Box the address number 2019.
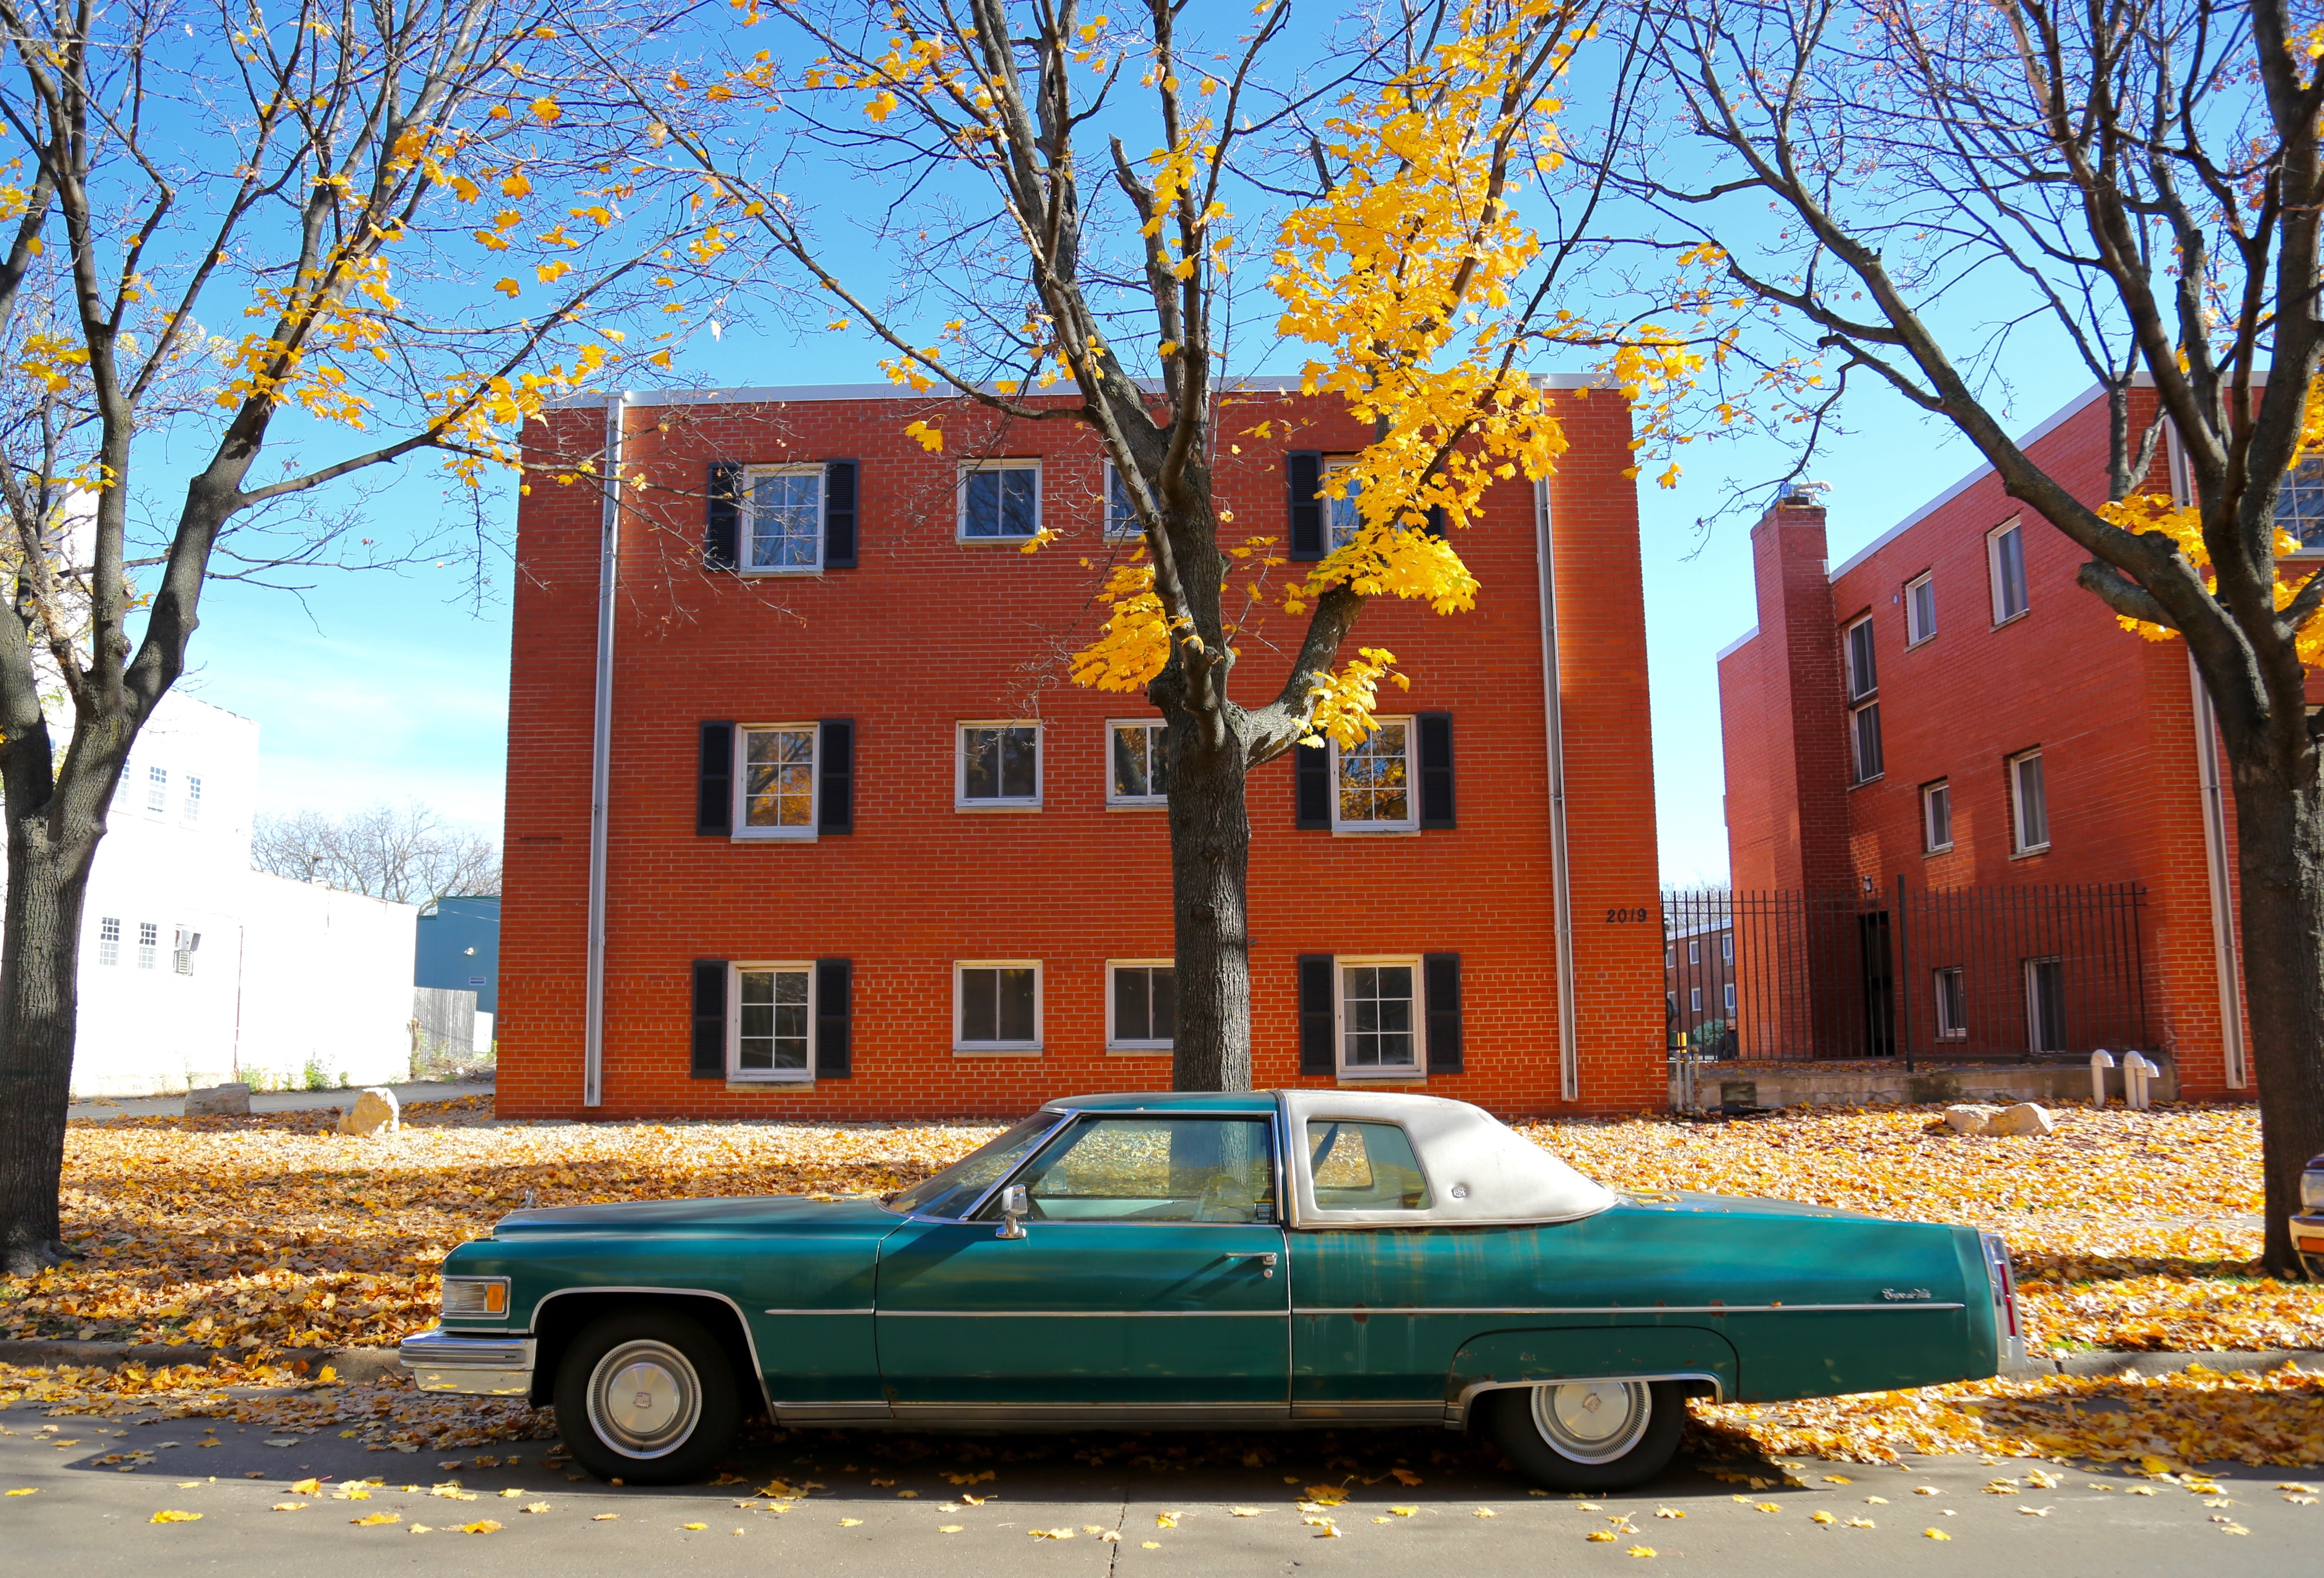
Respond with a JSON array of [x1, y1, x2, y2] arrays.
[[1604, 906, 1655, 924]]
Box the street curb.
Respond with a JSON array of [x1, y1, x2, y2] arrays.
[[2001, 1348, 2324, 1379], [0, 1339, 402, 1383]]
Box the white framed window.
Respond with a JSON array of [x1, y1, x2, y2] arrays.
[[1107, 719, 1170, 805], [1721, 933, 1733, 965], [1687, 938, 1700, 964], [2278, 457, 2324, 552], [183, 775, 202, 824], [146, 766, 167, 813], [731, 961, 816, 1080], [2024, 956, 2064, 1052], [1324, 458, 1364, 550], [1104, 463, 1142, 540], [1689, 985, 1702, 1013], [1330, 718, 1417, 832], [1723, 981, 1736, 1013], [957, 722, 1042, 809], [735, 724, 819, 839], [1850, 700, 1883, 784], [959, 460, 1041, 540], [1988, 519, 2029, 623], [741, 464, 825, 573], [1105, 959, 1176, 1052], [2009, 748, 2049, 853], [1843, 614, 1877, 701], [136, 921, 158, 970], [98, 916, 120, 967], [1905, 572, 1937, 644], [1336, 956, 1421, 1078], [1933, 966, 1967, 1040], [954, 960, 1042, 1052], [1922, 779, 1953, 853]]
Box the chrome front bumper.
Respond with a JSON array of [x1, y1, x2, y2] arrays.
[[401, 1329, 536, 1397]]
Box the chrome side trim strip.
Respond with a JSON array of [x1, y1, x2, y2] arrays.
[[1290, 1303, 1965, 1316], [876, 1308, 1286, 1318], [1289, 1401, 1446, 1424], [761, 1308, 876, 1316], [1449, 1370, 1725, 1429], [886, 1402, 1291, 1429], [529, 1285, 774, 1414], [771, 1400, 894, 1425]]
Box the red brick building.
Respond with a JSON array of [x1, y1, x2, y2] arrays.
[[1715, 382, 2313, 1098], [497, 379, 1665, 1121]]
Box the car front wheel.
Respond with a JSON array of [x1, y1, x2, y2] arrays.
[[1483, 1379, 1687, 1492], [553, 1309, 742, 1484]]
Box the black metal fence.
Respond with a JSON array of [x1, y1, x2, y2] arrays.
[[1662, 880, 2148, 1068]]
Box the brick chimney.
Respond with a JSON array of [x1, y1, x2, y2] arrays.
[[1744, 494, 1851, 893]]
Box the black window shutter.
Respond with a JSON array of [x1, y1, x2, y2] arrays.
[[823, 460, 858, 568], [706, 462, 741, 571], [1298, 954, 1336, 1076], [818, 720, 854, 834], [816, 959, 853, 1079], [1425, 953, 1464, 1074], [1295, 742, 1330, 829], [691, 960, 727, 1078], [1287, 451, 1324, 561], [1418, 712, 1456, 829], [697, 722, 734, 836]]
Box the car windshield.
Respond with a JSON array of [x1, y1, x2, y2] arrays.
[[884, 1113, 1059, 1218]]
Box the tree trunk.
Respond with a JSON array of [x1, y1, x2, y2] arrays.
[[2223, 751, 2324, 1278], [0, 818, 100, 1275], [1168, 724, 1254, 1092]]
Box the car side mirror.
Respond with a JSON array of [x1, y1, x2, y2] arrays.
[[995, 1184, 1029, 1240]]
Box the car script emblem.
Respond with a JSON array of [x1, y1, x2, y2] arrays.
[[1881, 1288, 1932, 1301]]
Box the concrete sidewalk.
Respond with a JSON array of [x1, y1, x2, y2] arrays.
[[67, 1079, 493, 1121]]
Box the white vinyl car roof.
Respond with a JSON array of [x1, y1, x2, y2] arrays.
[[1277, 1089, 1616, 1227]]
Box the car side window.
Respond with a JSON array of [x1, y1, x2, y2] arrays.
[[1306, 1120, 1432, 1210], [986, 1116, 1277, 1225]]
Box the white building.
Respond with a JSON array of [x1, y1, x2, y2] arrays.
[[65, 691, 418, 1097]]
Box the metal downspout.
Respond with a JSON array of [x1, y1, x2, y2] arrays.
[[1535, 478, 1580, 1102], [2190, 650, 2247, 1089], [584, 391, 632, 1109]]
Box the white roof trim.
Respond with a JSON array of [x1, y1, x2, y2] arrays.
[[1280, 1089, 1615, 1227], [1825, 381, 2107, 583], [1713, 625, 1760, 663], [546, 371, 1604, 412]]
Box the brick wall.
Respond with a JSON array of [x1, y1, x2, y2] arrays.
[[499, 385, 1665, 1121], [1715, 387, 2255, 1095]]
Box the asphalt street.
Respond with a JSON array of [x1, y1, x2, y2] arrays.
[[0, 1393, 2314, 1575]]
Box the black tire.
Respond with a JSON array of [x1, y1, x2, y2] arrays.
[[553, 1308, 742, 1485], [1483, 1379, 1687, 1493]]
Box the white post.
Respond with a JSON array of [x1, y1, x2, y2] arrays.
[[2124, 1052, 2156, 1111], [2089, 1049, 2115, 1108]]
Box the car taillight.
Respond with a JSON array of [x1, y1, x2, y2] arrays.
[[1979, 1232, 2021, 1341], [2301, 1158, 2324, 1213]]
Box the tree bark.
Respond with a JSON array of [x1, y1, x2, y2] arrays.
[[2223, 746, 2324, 1275], [1166, 722, 1254, 1092], [0, 805, 101, 1275]]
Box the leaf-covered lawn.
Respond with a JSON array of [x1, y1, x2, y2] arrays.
[[1, 1097, 2317, 1468]]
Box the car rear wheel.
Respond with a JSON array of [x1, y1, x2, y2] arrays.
[[1484, 1379, 1686, 1492], [553, 1309, 741, 1484]]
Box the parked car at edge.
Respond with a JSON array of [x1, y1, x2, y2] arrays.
[[2296, 1154, 2324, 1279], [401, 1090, 2025, 1490]]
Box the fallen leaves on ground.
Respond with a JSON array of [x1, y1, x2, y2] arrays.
[[148, 1509, 199, 1522]]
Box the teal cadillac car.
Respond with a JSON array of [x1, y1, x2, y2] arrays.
[[400, 1090, 2024, 1489]]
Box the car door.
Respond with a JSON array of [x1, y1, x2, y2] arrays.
[[875, 1112, 1289, 1424]]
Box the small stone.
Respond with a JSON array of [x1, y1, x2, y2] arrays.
[[1987, 1102, 2056, 1137], [1943, 1104, 2001, 1135], [337, 1088, 401, 1137], [185, 1083, 252, 1117]]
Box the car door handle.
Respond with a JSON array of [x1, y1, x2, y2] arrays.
[[1224, 1252, 1279, 1278]]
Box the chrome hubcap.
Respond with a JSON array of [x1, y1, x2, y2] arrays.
[[1530, 1380, 1651, 1464], [585, 1339, 701, 1459]]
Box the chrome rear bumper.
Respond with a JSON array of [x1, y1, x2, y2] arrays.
[[400, 1329, 536, 1397]]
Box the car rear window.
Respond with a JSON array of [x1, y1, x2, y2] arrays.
[[1306, 1120, 1432, 1210]]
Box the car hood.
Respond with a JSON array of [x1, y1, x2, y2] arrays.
[[489, 1193, 898, 1236]]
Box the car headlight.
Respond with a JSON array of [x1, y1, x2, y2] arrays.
[[2302, 1159, 2324, 1214], [441, 1276, 509, 1319]]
